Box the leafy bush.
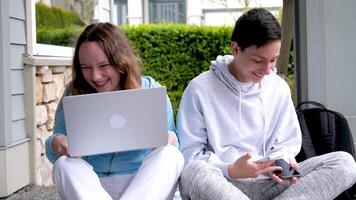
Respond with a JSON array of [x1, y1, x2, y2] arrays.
[[122, 24, 232, 114], [36, 2, 85, 29], [36, 24, 295, 115], [37, 28, 83, 47]]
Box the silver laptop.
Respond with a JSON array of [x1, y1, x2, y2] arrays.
[[62, 87, 168, 157]]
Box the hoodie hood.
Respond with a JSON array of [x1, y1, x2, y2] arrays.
[[210, 55, 276, 97]]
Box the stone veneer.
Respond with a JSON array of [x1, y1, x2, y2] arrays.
[[35, 65, 72, 186]]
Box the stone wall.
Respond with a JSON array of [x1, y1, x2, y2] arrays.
[[35, 65, 72, 186]]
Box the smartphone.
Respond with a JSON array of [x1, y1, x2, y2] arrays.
[[272, 159, 301, 179]]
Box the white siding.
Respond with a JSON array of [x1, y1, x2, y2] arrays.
[[0, 0, 12, 147], [9, 0, 25, 20], [8, 0, 27, 144], [11, 119, 27, 142], [10, 45, 25, 70], [0, 0, 29, 196], [11, 95, 25, 122], [9, 18, 26, 45], [11, 70, 25, 95]]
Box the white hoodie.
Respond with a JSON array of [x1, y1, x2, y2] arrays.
[[177, 55, 302, 178]]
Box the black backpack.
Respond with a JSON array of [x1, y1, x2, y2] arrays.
[[295, 101, 356, 200]]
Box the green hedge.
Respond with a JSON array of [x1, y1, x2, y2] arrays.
[[37, 24, 295, 115], [37, 24, 232, 114], [123, 24, 232, 114], [36, 2, 85, 29], [37, 28, 83, 47]]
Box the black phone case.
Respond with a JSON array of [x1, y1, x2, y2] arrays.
[[272, 159, 301, 179]]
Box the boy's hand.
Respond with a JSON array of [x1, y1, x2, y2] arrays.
[[228, 152, 282, 179], [270, 161, 299, 184]]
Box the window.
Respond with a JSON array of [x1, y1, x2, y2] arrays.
[[31, 0, 116, 56], [43, 0, 96, 25], [113, 0, 128, 25], [149, 0, 185, 23]]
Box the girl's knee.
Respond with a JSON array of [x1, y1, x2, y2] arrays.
[[165, 145, 184, 162], [164, 145, 185, 171], [54, 156, 92, 174], [54, 155, 70, 171], [150, 145, 185, 172]]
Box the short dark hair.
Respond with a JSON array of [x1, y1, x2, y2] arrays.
[[231, 8, 281, 51]]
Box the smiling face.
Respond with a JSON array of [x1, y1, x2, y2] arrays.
[[229, 40, 281, 83], [79, 41, 120, 92]]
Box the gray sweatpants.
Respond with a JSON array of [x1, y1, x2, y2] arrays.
[[179, 151, 356, 200]]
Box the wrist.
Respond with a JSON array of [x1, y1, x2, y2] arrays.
[[52, 134, 62, 147], [51, 134, 66, 154], [228, 164, 237, 179]]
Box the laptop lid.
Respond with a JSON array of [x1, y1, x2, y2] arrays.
[[62, 87, 168, 157]]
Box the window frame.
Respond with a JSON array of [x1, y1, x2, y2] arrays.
[[148, 0, 186, 24], [26, 0, 86, 57]]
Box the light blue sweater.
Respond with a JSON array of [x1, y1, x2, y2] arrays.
[[45, 76, 176, 176]]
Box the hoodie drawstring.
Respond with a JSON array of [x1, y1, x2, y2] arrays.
[[260, 94, 267, 158], [238, 85, 242, 134]]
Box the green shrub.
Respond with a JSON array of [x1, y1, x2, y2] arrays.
[[121, 24, 232, 114], [36, 24, 295, 115], [37, 28, 83, 46], [36, 2, 85, 29]]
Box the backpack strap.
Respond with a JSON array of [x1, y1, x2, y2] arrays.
[[295, 111, 318, 162], [296, 101, 326, 111]]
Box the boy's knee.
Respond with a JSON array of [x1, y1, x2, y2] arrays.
[[180, 160, 229, 199], [329, 151, 356, 185], [337, 151, 356, 170], [182, 160, 220, 177], [181, 160, 223, 188], [330, 151, 356, 167]]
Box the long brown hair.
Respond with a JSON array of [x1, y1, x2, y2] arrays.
[[72, 22, 142, 95]]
